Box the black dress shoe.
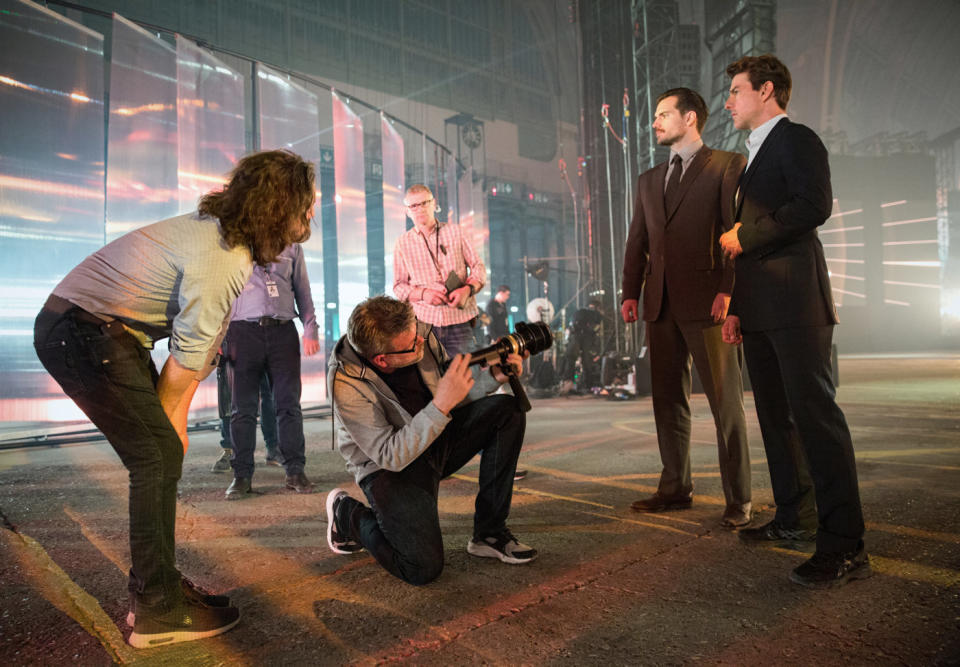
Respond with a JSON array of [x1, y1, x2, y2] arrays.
[[738, 519, 816, 542], [225, 477, 253, 499], [630, 493, 692, 512], [285, 472, 315, 494]]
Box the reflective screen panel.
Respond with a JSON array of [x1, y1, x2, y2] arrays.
[[0, 0, 105, 423], [106, 14, 178, 240], [257, 64, 326, 402], [381, 113, 406, 287], [175, 37, 245, 212], [331, 91, 369, 320]]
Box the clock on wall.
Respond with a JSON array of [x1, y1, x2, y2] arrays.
[[461, 120, 483, 149]]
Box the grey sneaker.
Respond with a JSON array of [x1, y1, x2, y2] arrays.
[[467, 529, 538, 564], [210, 449, 231, 473]]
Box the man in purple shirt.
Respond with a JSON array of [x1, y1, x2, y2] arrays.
[[224, 242, 320, 498]]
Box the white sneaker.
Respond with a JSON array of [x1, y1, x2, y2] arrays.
[[467, 529, 538, 564]]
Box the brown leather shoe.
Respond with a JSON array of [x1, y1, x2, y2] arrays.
[[285, 472, 315, 494], [630, 493, 692, 512], [721, 503, 752, 528]]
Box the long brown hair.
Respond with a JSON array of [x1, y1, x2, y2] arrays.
[[199, 149, 315, 265]]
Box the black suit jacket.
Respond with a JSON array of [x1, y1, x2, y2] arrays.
[[622, 145, 745, 322], [731, 118, 838, 331]]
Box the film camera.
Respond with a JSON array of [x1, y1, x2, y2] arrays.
[[465, 321, 553, 411]]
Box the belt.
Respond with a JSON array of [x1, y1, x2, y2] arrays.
[[254, 316, 289, 327]]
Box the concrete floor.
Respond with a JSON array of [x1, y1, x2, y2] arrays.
[[1, 356, 958, 665]]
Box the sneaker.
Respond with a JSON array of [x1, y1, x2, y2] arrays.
[[210, 449, 231, 473], [127, 578, 231, 627], [467, 529, 538, 564], [789, 547, 873, 589], [325, 488, 363, 554], [128, 597, 240, 649], [738, 519, 816, 543], [513, 469, 528, 482]]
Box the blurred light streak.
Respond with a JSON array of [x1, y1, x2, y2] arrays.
[[828, 272, 865, 281], [819, 225, 864, 234], [0, 174, 102, 200], [884, 299, 911, 306], [881, 200, 907, 208], [882, 217, 937, 227], [883, 280, 940, 289], [825, 257, 865, 264], [112, 102, 173, 116], [883, 261, 941, 267], [827, 208, 863, 219], [882, 240, 938, 246], [823, 242, 864, 247], [833, 288, 865, 298]]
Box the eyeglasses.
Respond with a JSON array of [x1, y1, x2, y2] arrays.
[[382, 326, 423, 356], [405, 198, 434, 210]]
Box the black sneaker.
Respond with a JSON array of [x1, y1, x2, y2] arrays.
[[127, 578, 231, 627], [467, 529, 538, 564], [738, 519, 816, 543], [128, 597, 240, 649], [789, 548, 873, 589], [325, 488, 363, 554]]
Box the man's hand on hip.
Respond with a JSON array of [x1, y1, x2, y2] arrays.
[[432, 354, 474, 415]]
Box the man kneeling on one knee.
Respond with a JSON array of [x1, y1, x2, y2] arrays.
[[325, 295, 536, 585]]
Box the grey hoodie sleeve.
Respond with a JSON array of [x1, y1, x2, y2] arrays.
[[333, 380, 451, 473]]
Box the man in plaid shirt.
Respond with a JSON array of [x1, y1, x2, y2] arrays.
[[392, 184, 486, 354]]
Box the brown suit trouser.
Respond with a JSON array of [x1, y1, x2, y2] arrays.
[[646, 296, 751, 507]]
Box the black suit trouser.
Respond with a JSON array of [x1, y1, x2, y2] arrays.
[[647, 305, 751, 507], [742, 324, 864, 553]]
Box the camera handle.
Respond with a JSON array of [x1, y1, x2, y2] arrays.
[[499, 353, 532, 413]]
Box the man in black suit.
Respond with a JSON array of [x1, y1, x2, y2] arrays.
[[621, 88, 752, 528], [719, 55, 870, 588]]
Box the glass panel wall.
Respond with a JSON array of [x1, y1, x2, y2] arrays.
[[381, 113, 406, 293], [0, 0, 105, 424]]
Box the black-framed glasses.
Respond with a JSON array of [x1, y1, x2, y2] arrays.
[[382, 324, 423, 356], [405, 198, 434, 210]]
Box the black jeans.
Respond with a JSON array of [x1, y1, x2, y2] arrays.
[[344, 394, 526, 585], [225, 320, 304, 477], [34, 307, 183, 607]]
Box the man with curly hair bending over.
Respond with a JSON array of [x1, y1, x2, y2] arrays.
[[33, 150, 316, 648]]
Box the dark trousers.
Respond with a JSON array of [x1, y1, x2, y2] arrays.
[[742, 324, 864, 553], [647, 307, 751, 507], [225, 320, 305, 478], [560, 331, 599, 385], [342, 395, 525, 585], [34, 308, 183, 606], [216, 360, 278, 455]]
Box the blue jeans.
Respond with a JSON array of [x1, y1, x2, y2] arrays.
[[433, 321, 476, 356], [217, 360, 278, 456], [225, 320, 305, 477], [342, 394, 525, 585], [34, 307, 183, 607]]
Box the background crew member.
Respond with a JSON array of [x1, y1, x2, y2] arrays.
[[33, 149, 315, 647], [224, 242, 319, 498], [324, 296, 536, 585], [559, 298, 603, 394], [211, 363, 279, 472], [719, 54, 870, 588], [621, 87, 752, 528], [485, 284, 512, 343], [393, 184, 485, 355]]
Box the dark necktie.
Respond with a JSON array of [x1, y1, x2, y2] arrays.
[[664, 154, 683, 213]]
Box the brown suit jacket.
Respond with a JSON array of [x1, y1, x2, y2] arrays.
[[622, 145, 746, 322]]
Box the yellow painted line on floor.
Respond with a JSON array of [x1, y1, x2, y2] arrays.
[[1, 527, 136, 664], [866, 521, 960, 545], [579, 510, 702, 536], [770, 546, 960, 588], [611, 419, 658, 436]]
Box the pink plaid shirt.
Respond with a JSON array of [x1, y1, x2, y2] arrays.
[[392, 221, 486, 327]]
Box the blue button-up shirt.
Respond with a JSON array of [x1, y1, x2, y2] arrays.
[[230, 243, 319, 341]]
